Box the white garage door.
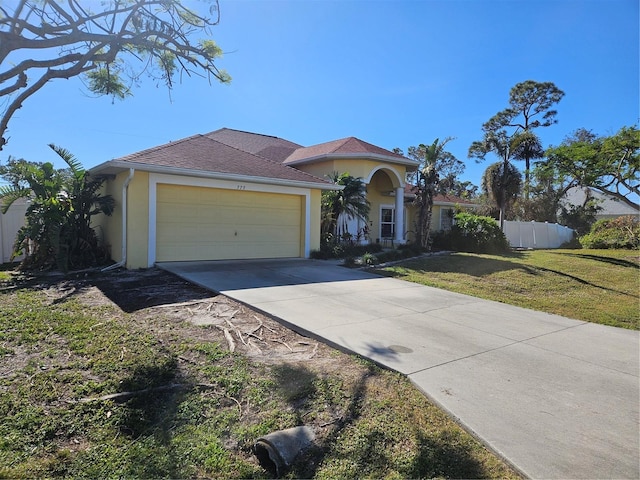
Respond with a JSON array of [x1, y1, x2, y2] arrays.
[[156, 184, 302, 261]]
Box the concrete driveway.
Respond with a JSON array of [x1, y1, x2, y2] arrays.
[[158, 258, 639, 479]]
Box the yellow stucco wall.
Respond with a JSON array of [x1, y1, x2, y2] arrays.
[[296, 162, 335, 181], [93, 172, 124, 263], [296, 159, 408, 188], [126, 172, 150, 268], [309, 189, 321, 252], [296, 158, 413, 244], [92, 170, 149, 268]]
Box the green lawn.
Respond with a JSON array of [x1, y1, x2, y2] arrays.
[[380, 249, 639, 330]]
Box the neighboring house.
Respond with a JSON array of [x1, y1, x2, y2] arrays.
[[90, 128, 421, 268], [562, 186, 640, 221]]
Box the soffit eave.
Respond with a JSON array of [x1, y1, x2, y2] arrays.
[[89, 161, 342, 191], [285, 153, 419, 170]]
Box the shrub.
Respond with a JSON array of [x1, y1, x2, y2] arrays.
[[397, 242, 424, 256], [343, 256, 356, 267], [559, 200, 602, 236], [559, 235, 582, 249], [580, 216, 640, 249], [431, 230, 452, 251], [310, 249, 330, 260], [313, 242, 382, 260], [448, 212, 510, 254], [375, 250, 400, 264], [361, 252, 378, 265]]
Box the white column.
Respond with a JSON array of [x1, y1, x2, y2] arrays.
[[394, 187, 404, 244]]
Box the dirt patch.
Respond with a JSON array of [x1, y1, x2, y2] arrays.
[[15, 266, 346, 371]]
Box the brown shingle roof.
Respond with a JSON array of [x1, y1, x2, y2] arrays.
[[205, 128, 302, 162], [284, 137, 410, 164], [111, 135, 331, 185], [92, 128, 416, 187]]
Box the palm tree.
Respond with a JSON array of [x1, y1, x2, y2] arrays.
[[412, 138, 456, 249], [481, 161, 522, 229], [321, 172, 369, 243], [469, 130, 527, 229], [0, 145, 114, 270], [48, 145, 115, 268], [511, 130, 544, 199]]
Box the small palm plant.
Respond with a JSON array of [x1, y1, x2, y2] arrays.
[[321, 172, 370, 244]]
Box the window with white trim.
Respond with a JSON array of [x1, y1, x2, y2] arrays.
[[440, 207, 455, 230], [380, 206, 395, 238]]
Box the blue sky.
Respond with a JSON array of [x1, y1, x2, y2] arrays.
[[1, 0, 638, 188]]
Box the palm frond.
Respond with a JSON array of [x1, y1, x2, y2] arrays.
[[48, 144, 85, 179], [0, 185, 31, 214]]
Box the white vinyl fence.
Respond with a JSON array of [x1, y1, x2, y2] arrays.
[[503, 221, 575, 249], [0, 198, 27, 263]]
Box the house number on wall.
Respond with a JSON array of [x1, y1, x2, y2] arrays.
[[237, 185, 246, 190]]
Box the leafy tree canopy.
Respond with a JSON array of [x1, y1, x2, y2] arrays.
[[544, 125, 639, 210], [0, 0, 229, 149], [479, 80, 564, 198], [0, 155, 44, 188], [484, 80, 565, 133], [399, 140, 471, 197]]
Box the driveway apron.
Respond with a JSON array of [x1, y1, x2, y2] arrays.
[[158, 259, 640, 479]]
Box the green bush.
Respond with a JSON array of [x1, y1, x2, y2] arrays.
[[373, 245, 424, 264], [311, 242, 382, 260], [431, 230, 452, 251], [310, 249, 331, 260], [375, 250, 401, 263], [580, 216, 640, 249], [361, 252, 378, 265], [397, 243, 425, 256], [448, 212, 510, 254], [343, 256, 356, 267]]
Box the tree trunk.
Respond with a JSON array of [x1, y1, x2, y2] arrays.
[[423, 202, 434, 250]]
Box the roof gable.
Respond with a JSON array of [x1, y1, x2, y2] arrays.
[[564, 187, 640, 215], [284, 136, 413, 165]]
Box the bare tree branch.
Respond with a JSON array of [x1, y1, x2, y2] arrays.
[[0, 0, 228, 149]]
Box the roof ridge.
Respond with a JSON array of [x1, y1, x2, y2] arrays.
[[206, 127, 297, 143], [208, 137, 331, 184], [328, 137, 352, 154], [116, 134, 203, 161]]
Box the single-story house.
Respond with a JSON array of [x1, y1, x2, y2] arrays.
[[90, 128, 472, 269], [562, 186, 640, 221]]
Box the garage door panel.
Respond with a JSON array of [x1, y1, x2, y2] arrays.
[[156, 184, 302, 261]]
